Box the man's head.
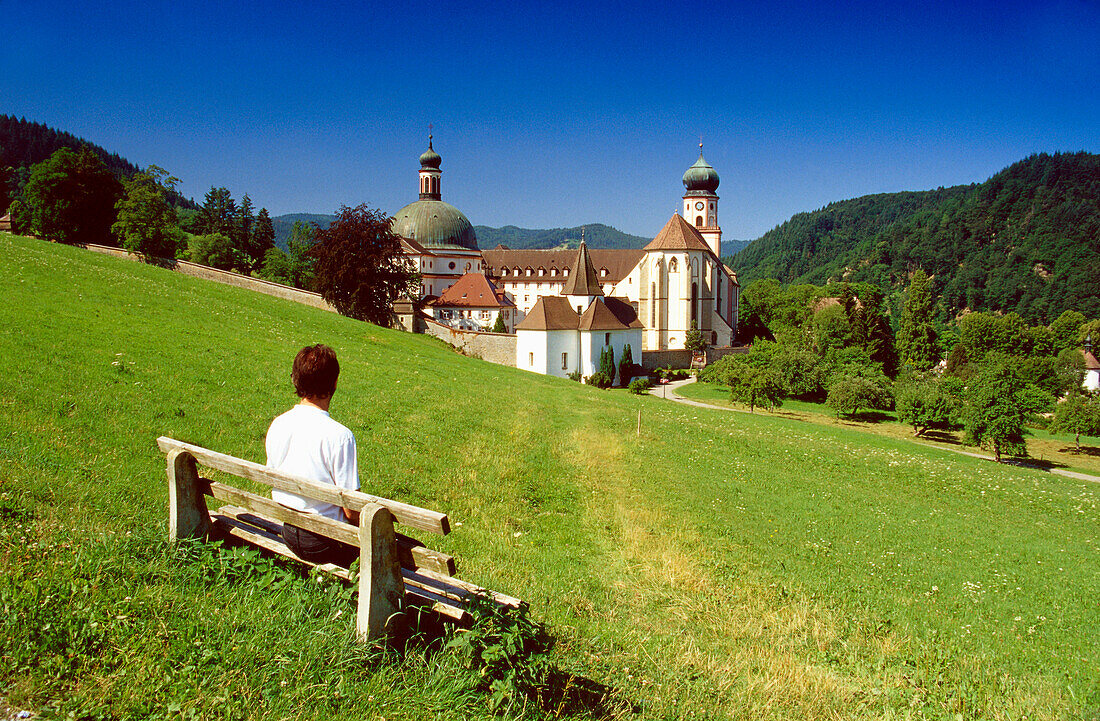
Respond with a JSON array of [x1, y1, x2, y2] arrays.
[[292, 344, 339, 400]]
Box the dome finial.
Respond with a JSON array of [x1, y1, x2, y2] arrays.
[[429, 123, 433, 149]]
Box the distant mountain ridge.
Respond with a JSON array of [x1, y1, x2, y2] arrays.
[[729, 152, 1100, 322]]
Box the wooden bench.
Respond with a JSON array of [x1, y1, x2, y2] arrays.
[[157, 436, 523, 640]]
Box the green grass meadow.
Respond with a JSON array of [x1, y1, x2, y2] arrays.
[[1, 233, 1098, 720]]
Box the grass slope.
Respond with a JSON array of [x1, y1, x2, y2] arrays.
[[1, 233, 1097, 720]]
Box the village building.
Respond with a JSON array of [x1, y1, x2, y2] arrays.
[[1083, 336, 1100, 392], [429, 272, 516, 332]]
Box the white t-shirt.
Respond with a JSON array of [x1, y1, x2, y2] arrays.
[[266, 404, 359, 521]]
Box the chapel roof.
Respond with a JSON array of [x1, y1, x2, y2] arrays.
[[578, 297, 643, 331], [1082, 348, 1100, 371], [515, 296, 581, 331], [644, 214, 714, 254], [431, 273, 513, 308], [560, 241, 603, 297]]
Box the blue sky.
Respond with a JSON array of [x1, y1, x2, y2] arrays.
[[3, 0, 1097, 239]]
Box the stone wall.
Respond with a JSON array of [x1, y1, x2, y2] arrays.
[[641, 345, 749, 370], [423, 319, 517, 367], [82, 244, 336, 312]]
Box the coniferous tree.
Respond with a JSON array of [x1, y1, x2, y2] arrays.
[[237, 194, 255, 257], [898, 269, 938, 370], [249, 208, 276, 273]]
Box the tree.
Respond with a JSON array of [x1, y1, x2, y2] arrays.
[[237, 193, 255, 256], [198, 187, 237, 238], [1048, 391, 1100, 452], [187, 232, 236, 270], [897, 269, 938, 370], [490, 313, 507, 334], [727, 364, 785, 413], [112, 165, 183, 258], [684, 321, 707, 353], [896, 381, 958, 436], [249, 208, 276, 273], [826, 376, 890, 419], [599, 346, 616, 385], [311, 204, 416, 324], [963, 355, 1050, 462], [258, 247, 293, 284], [618, 344, 634, 383], [20, 146, 121, 244], [1048, 310, 1086, 354], [287, 220, 317, 290]]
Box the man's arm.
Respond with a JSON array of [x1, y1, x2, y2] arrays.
[[343, 507, 360, 525]]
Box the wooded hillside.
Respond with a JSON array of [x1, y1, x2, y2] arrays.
[[731, 152, 1100, 322], [0, 115, 198, 211]]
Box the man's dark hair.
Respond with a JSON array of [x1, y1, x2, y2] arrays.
[[292, 344, 339, 399]]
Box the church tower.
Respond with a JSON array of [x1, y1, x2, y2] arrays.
[[418, 135, 442, 200], [681, 143, 722, 256]]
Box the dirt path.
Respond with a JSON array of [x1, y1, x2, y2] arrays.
[[652, 376, 1100, 484]]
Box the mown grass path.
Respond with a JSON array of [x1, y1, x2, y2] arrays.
[[1, 234, 1097, 720]]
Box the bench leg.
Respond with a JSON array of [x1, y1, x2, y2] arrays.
[[357, 503, 404, 641], [167, 449, 210, 541]]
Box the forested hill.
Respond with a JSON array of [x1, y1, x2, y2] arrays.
[[474, 223, 649, 249], [0, 114, 199, 210], [730, 152, 1100, 322]]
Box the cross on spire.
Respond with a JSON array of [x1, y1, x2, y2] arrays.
[[428, 123, 434, 147]]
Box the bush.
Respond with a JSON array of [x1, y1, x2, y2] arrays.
[[584, 371, 611, 389], [618, 344, 635, 384], [628, 377, 651, 395], [566, 370, 581, 382], [827, 376, 891, 418]]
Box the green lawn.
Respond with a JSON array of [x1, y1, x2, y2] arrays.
[[1, 233, 1098, 720]]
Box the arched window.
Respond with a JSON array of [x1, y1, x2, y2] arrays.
[[691, 282, 698, 327], [695, 215, 703, 227], [669, 257, 678, 272]]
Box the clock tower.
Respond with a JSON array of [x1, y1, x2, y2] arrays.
[[681, 144, 722, 256]]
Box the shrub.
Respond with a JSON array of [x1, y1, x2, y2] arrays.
[[618, 344, 635, 383], [628, 377, 651, 395], [584, 371, 611, 389], [599, 346, 616, 385], [566, 370, 581, 382]]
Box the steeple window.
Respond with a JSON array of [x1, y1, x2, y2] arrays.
[[695, 216, 703, 227]]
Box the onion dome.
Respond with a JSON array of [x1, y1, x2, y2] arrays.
[[682, 145, 719, 194], [419, 136, 442, 169], [391, 200, 478, 251]]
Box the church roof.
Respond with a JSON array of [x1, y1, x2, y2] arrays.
[[560, 241, 603, 297], [392, 200, 478, 251], [432, 273, 513, 308], [482, 248, 644, 284], [1082, 348, 1100, 371], [515, 296, 581, 331], [644, 214, 714, 254], [578, 297, 643, 331]]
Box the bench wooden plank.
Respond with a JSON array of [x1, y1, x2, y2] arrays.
[[211, 508, 468, 621], [158, 436, 449, 535], [208, 480, 359, 545], [212, 502, 456, 576]]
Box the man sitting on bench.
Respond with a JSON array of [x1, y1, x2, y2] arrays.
[[266, 344, 360, 567]]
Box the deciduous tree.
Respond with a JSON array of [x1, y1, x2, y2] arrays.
[[727, 364, 785, 413], [1048, 391, 1100, 452], [311, 204, 416, 325], [20, 146, 121, 244], [112, 165, 183, 258], [963, 354, 1050, 461]]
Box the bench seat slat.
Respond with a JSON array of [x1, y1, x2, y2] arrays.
[[157, 436, 449, 535], [211, 511, 466, 621]]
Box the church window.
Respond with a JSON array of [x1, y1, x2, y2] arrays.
[[669, 257, 677, 272], [561, 352, 568, 370], [691, 282, 698, 327], [529, 352, 534, 367], [716, 279, 722, 311], [695, 215, 703, 227], [449, 262, 456, 270], [465, 263, 471, 271], [605, 332, 611, 346]]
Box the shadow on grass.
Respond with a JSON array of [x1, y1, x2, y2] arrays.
[[846, 410, 896, 424], [919, 430, 964, 446], [1056, 445, 1100, 458]]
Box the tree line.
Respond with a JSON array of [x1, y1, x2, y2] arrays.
[[5, 145, 419, 327], [704, 273, 1100, 461]]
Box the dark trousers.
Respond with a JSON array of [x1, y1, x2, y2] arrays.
[[282, 523, 358, 568]]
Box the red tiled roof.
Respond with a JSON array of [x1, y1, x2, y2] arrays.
[[644, 214, 713, 253], [400, 236, 432, 255], [431, 273, 514, 308], [1083, 349, 1100, 371], [515, 296, 581, 331]]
